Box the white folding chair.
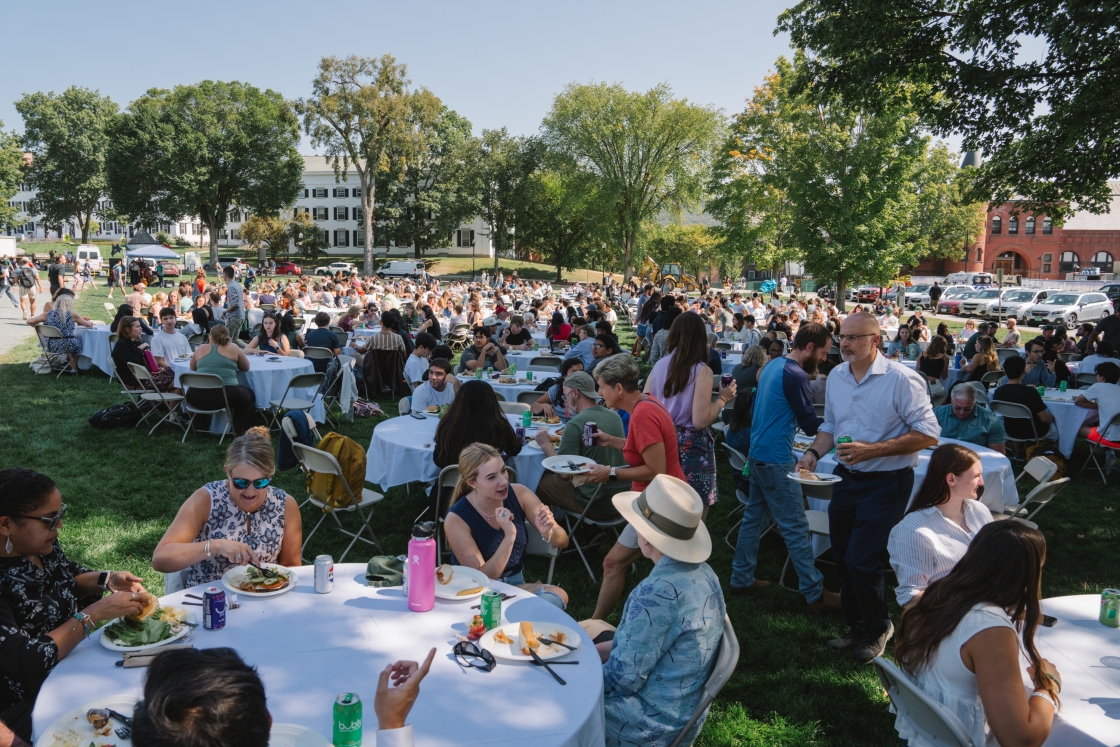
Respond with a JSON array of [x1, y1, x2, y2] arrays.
[[293, 442, 384, 563], [398, 396, 411, 415], [992, 477, 1070, 529], [127, 363, 186, 436], [1075, 371, 1098, 389], [667, 614, 741, 747], [280, 411, 323, 448], [1079, 412, 1120, 483], [178, 372, 235, 444], [559, 482, 630, 582], [187, 333, 208, 350], [1014, 456, 1057, 487], [524, 519, 559, 586], [104, 302, 116, 314], [499, 401, 530, 416], [873, 656, 976, 747], [267, 372, 325, 431], [432, 465, 461, 563]]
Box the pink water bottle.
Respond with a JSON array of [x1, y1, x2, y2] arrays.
[[406, 521, 437, 612]]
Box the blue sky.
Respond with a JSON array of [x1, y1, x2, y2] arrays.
[[0, 0, 798, 149]]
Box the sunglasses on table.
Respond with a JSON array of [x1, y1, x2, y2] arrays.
[[17, 503, 68, 531], [453, 641, 496, 672], [230, 477, 272, 490]]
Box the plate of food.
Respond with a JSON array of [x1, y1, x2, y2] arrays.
[[542, 455, 596, 474], [268, 723, 332, 747], [531, 414, 562, 425], [787, 469, 841, 485], [425, 405, 441, 415], [523, 425, 563, 450], [99, 593, 192, 653], [434, 564, 490, 601], [36, 693, 137, 747], [221, 563, 296, 597], [479, 620, 582, 661], [498, 376, 519, 384]]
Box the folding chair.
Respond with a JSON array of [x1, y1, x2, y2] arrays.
[[715, 341, 733, 350], [1075, 371, 1098, 389], [992, 477, 1070, 528], [979, 370, 1004, 392], [398, 396, 411, 415], [444, 324, 470, 353], [127, 363, 187, 437], [1014, 455, 1057, 487], [528, 356, 561, 371], [320, 357, 356, 427], [524, 519, 559, 586], [873, 657, 976, 747], [989, 400, 1043, 460], [293, 442, 384, 563], [267, 372, 324, 431], [280, 410, 322, 448], [432, 465, 461, 563], [302, 346, 335, 367], [559, 482, 630, 582], [995, 348, 1021, 365], [1079, 412, 1120, 483], [34, 325, 71, 378], [104, 302, 116, 314], [517, 390, 543, 406], [491, 390, 506, 402], [499, 401, 530, 416], [188, 333, 208, 350], [667, 614, 741, 747], [178, 372, 235, 444]]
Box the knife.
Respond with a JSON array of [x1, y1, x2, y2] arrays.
[[529, 647, 566, 684]]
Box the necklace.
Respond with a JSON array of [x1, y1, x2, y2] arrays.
[[468, 493, 499, 519]]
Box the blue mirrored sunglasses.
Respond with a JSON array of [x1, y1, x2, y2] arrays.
[[231, 477, 271, 490]]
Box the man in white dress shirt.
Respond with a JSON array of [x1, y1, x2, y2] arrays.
[[795, 312, 940, 663]]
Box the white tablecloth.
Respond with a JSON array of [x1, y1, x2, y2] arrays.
[[1039, 389, 1094, 458], [1036, 595, 1120, 747], [74, 322, 113, 375], [367, 414, 548, 491], [170, 355, 326, 433], [467, 370, 547, 402], [32, 564, 605, 747]]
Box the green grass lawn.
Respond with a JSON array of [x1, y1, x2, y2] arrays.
[[3, 282, 1117, 746]]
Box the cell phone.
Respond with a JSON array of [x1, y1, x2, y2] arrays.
[[1041, 615, 1057, 627]]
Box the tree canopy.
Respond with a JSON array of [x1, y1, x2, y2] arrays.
[[517, 159, 611, 281], [0, 123, 22, 231], [15, 87, 118, 243], [471, 129, 542, 272], [777, 0, 1120, 219]]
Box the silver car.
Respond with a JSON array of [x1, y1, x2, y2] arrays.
[[1025, 292, 1114, 328], [985, 288, 1060, 321], [959, 288, 1008, 317]]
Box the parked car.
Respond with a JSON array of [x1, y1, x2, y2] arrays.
[[158, 261, 181, 277], [1026, 292, 1113, 327], [945, 271, 995, 287], [985, 288, 1060, 321], [314, 262, 357, 276], [936, 289, 978, 315], [903, 284, 932, 309], [958, 288, 1009, 317], [74, 245, 104, 274], [274, 261, 302, 276], [377, 260, 427, 279], [856, 287, 881, 303], [203, 258, 245, 272], [1098, 283, 1120, 310]]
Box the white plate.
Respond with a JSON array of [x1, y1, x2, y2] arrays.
[[542, 455, 595, 474], [523, 426, 563, 450], [786, 471, 841, 485], [98, 609, 193, 653], [221, 563, 298, 598], [434, 565, 490, 601], [479, 621, 583, 661], [269, 723, 331, 747], [35, 693, 136, 747]]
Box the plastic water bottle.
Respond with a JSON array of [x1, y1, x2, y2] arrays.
[[406, 522, 437, 612]]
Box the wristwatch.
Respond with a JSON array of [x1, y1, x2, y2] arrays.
[[97, 570, 110, 592], [608, 467, 618, 481]]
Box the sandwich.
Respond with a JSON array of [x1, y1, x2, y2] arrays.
[[426, 406, 440, 414], [518, 621, 541, 655], [436, 564, 453, 585], [128, 590, 159, 621], [798, 468, 821, 482]]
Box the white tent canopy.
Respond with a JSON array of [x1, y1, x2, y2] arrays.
[[124, 245, 179, 260]]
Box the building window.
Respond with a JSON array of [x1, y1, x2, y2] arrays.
[[355, 230, 365, 246], [313, 207, 328, 221], [991, 216, 1001, 234], [192, 222, 201, 235], [1043, 253, 1052, 262], [1059, 251, 1079, 274], [322, 229, 330, 245], [334, 230, 349, 247], [312, 188, 328, 199], [179, 223, 187, 234], [231, 230, 240, 240], [1043, 217, 1053, 234], [219, 230, 228, 239], [334, 206, 348, 221], [333, 188, 348, 198], [352, 187, 362, 198], [1026, 216, 1035, 234], [1091, 252, 1113, 271], [456, 229, 475, 247], [1043, 264, 1051, 273], [353, 207, 363, 221], [976, 248, 983, 262], [1008, 216, 1018, 234]]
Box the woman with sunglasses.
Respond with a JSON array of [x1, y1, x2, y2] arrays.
[[152, 428, 303, 587], [0, 468, 147, 741]]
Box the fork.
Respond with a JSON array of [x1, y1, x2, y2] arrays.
[[248, 561, 279, 579], [116, 725, 132, 739], [538, 636, 577, 651]]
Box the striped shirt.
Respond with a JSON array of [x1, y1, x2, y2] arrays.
[[887, 501, 994, 605]]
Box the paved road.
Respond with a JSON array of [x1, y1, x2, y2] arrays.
[[0, 285, 53, 360]]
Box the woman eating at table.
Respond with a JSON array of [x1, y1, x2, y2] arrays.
[[598, 474, 725, 747], [916, 334, 950, 404], [0, 468, 147, 742], [112, 315, 178, 392], [887, 325, 920, 359], [887, 444, 993, 610], [547, 311, 572, 347], [444, 443, 569, 608], [152, 428, 303, 587], [25, 290, 93, 374], [957, 336, 999, 393], [432, 380, 522, 470], [893, 521, 1058, 747], [186, 324, 256, 436], [245, 313, 290, 356]]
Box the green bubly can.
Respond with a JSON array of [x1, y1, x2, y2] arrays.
[[333, 693, 362, 747], [480, 589, 502, 630], [1101, 589, 1120, 628]]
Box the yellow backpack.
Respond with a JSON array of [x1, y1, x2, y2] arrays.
[[305, 432, 367, 512]]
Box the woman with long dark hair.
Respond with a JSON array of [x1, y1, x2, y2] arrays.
[[547, 311, 571, 345], [245, 313, 290, 356], [432, 380, 522, 470], [893, 521, 1059, 747], [644, 312, 735, 512]]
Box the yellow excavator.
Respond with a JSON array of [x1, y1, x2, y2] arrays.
[[638, 256, 700, 293]]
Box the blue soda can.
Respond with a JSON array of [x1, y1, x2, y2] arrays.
[[203, 586, 226, 630], [954, 353, 963, 369]]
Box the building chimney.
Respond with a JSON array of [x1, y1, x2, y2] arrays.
[[960, 151, 981, 168]]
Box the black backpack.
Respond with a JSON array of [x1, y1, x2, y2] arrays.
[[89, 403, 146, 430]]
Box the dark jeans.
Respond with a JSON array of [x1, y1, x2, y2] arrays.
[[828, 464, 914, 641], [186, 384, 256, 435]]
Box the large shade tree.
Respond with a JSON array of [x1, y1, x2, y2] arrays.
[[471, 129, 542, 273], [15, 87, 118, 243], [107, 80, 303, 268], [517, 160, 610, 282], [0, 123, 22, 231], [542, 82, 723, 281]]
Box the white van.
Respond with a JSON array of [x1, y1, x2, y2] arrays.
[[378, 260, 426, 279], [75, 245, 104, 273]]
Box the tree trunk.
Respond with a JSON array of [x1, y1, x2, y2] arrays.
[[836, 277, 847, 314], [208, 225, 219, 271], [493, 221, 501, 274], [623, 233, 634, 282], [363, 174, 375, 276], [79, 212, 90, 244]]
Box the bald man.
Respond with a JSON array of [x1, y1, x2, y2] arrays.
[[795, 312, 940, 663]]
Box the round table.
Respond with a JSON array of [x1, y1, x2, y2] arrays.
[[366, 413, 549, 491], [169, 355, 326, 433], [74, 321, 113, 375], [1036, 595, 1120, 747], [469, 370, 548, 403], [1038, 389, 1094, 458], [32, 564, 605, 746]]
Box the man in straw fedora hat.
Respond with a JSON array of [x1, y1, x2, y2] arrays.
[[594, 474, 726, 747]]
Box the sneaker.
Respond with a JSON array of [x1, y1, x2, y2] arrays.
[[826, 629, 860, 650], [729, 580, 772, 595], [853, 621, 894, 664], [806, 589, 842, 613]]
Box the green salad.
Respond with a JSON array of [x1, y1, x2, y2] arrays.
[[103, 608, 175, 646]]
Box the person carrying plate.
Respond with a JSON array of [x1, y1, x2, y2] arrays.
[[0, 468, 148, 743], [153, 428, 303, 587]]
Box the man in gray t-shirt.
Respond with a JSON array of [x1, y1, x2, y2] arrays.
[[223, 265, 245, 339]]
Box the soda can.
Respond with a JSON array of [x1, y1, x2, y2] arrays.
[[487, 366, 494, 375], [721, 373, 734, 389], [720, 348, 727, 359], [515, 425, 526, 443], [1101, 589, 1120, 628], [480, 589, 502, 630], [202, 586, 226, 630], [476, 369, 483, 379], [1037, 385, 1046, 397], [314, 554, 334, 594], [526, 370, 533, 381], [584, 421, 598, 447], [508, 364, 517, 376], [1059, 380, 1067, 392], [333, 693, 363, 747]]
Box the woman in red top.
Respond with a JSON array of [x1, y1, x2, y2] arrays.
[[547, 311, 572, 347], [584, 353, 686, 619]]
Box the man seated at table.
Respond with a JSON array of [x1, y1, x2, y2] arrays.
[[457, 327, 507, 374], [533, 371, 629, 518], [303, 311, 341, 373], [1074, 361, 1120, 445], [411, 358, 460, 411], [130, 646, 436, 747], [404, 332, 437, 388], [1014, 339, 1056, 387], [150, 307, 192, 367], [499, 314, 534, 349], [562, 324, 597, 370], [991, 355, 1058, 445], [933, 385, 1007, 454]]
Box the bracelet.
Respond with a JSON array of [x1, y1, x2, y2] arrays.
[[1030, 691, 1056, 709], [72, 612, 94, 638], [1044, 672, 1061, 693], [542, 528, 554, 543], [204, 539, 213, 559], [805, 447, 821, 461]]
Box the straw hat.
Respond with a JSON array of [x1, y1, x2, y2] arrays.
[[612, 475, 711, 563]]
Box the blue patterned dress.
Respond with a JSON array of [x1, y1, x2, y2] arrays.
[[603, 556, 726, 746], [186, 480, 288, 587], [46, 310, 82, 356]]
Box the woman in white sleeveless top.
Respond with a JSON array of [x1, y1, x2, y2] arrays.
[[893, 521, 1060, 747]]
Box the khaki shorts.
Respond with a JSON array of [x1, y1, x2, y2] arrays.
[[17, 284, 34, 298]]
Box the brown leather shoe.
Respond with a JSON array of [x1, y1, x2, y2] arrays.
[[729, 580, 772, 595], [826, 629, 860, 650], [806, 590, 842, 613]]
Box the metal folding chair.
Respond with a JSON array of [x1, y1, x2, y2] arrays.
[[34, 325, 71, 378], [559, 482, 630, 582], [178, 372, 236, 444], [126, 363, 187, 436], [873, 657, 975, 747], [293, 442, 384, 563], [1079, 412, 1120, 483], [667, 614, 741, 747], [992, 477, 1070, 528], [1075, 371, 1098, 389], [989, 399, 1043, 460], [528, 356, 562, 371], [398, 396, 411, 415], [517, 390, 542, 406], [267, 372, 324, 431], [499, 401, 530, 416]]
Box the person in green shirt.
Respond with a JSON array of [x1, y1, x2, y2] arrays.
[[533, 371, 628, 519]]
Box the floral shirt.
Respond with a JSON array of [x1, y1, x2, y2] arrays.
[[603, 556, 726, 747], [0, 543, 94, 711], [187, 480, 288, 587]]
